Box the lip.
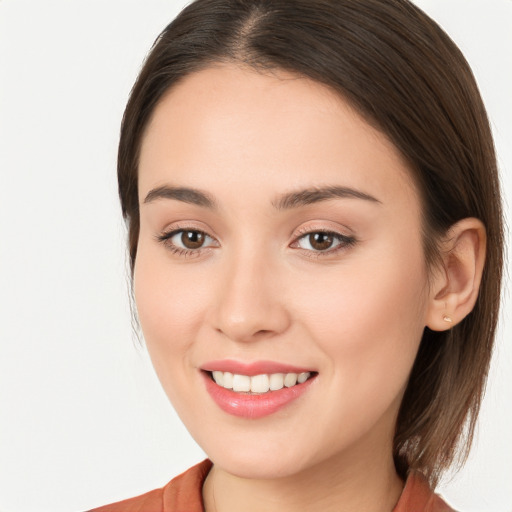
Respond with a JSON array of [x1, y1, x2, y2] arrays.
[[201, 365, 317, 419], [201, 359, 315, 376]]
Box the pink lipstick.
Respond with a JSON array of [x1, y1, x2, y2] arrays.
[[200, 360, 317, 419]]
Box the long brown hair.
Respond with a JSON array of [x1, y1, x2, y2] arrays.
[[117, 0, 504, 485]]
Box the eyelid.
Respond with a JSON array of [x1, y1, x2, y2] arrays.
[[157, 220, 218, 241], [292, 222, 355, 242]]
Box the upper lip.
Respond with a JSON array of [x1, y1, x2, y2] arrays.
[[200, 359, 315, 376]]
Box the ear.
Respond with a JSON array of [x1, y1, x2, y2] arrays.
[[426, 218, 486, 331]]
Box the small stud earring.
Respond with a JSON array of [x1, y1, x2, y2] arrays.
[[443, 315, 453, 323]]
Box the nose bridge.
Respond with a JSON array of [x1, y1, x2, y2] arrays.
[[212, 241, 290, 342]]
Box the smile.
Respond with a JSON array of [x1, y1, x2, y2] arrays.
[[210, 370, 312, 393], [201, 362, 317, 419]]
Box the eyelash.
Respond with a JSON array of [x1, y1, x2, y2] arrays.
[[155, 227, 216, 259], [156, 226, 357, 259], [291, 227, 357, 259]]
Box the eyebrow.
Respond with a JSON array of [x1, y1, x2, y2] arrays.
[[272, 186, 381, 210], [143, 185, 216, 209], [143, 184, 381, 210]]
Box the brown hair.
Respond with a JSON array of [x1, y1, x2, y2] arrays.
[[117, 0, 504, 486]]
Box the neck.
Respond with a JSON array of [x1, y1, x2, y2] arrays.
[[202, 439, 403, 512]]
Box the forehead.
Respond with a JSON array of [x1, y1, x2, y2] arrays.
[[138, 63, 418, 209]]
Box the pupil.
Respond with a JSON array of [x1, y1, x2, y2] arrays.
[[310, 232, 333, 250], [182, 231, 205, 249]]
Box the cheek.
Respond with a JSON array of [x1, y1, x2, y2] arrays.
[[285, 248, 429, 447], [290, 242, 429, 387], [133, 243, 210, 369]]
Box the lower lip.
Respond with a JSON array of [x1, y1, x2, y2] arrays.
[[202, 372, 316, 419]]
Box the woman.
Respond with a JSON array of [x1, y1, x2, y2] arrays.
[[90, 0, 503, 510]]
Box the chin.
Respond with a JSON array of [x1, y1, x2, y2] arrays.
[[193, 429, 321, 480], [212, 451, 310, 480]]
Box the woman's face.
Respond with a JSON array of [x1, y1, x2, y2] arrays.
[[135, 64, 433, 479]]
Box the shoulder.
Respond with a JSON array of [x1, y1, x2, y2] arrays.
[[394, 471, 457, 512], [87, 459, 213, 512]]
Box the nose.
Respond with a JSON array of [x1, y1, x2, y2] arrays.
[[210, 250, 291, 343]]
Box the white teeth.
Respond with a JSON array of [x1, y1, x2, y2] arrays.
[[211, 371, 312, 393], [298, 372, 309, 384], [250, 374, 270, 393], [222, 372, 234, 389], [232, 374, 251, 392], [269, 373, 285, 391], [284, 373, 298, 387], [212, 371, 224, 387]]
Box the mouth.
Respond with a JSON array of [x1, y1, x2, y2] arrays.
[[200, 363, 318, 419], [206, 370, 316, 394]]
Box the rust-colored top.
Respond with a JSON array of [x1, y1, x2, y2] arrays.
[[88, 459, 455, 512]]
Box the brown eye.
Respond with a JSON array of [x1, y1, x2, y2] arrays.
[[295, 230, 355, 254], [308, 232, 334, 251], [181, 230, 205, 249], [159, 228, 216, 253]]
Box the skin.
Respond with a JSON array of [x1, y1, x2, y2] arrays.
[[134, 63, 485, 512]]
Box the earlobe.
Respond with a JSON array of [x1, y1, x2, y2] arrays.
[[426, 218, 486, 332]]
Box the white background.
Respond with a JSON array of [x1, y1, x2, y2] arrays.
[[0, 1, 511, 511]]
